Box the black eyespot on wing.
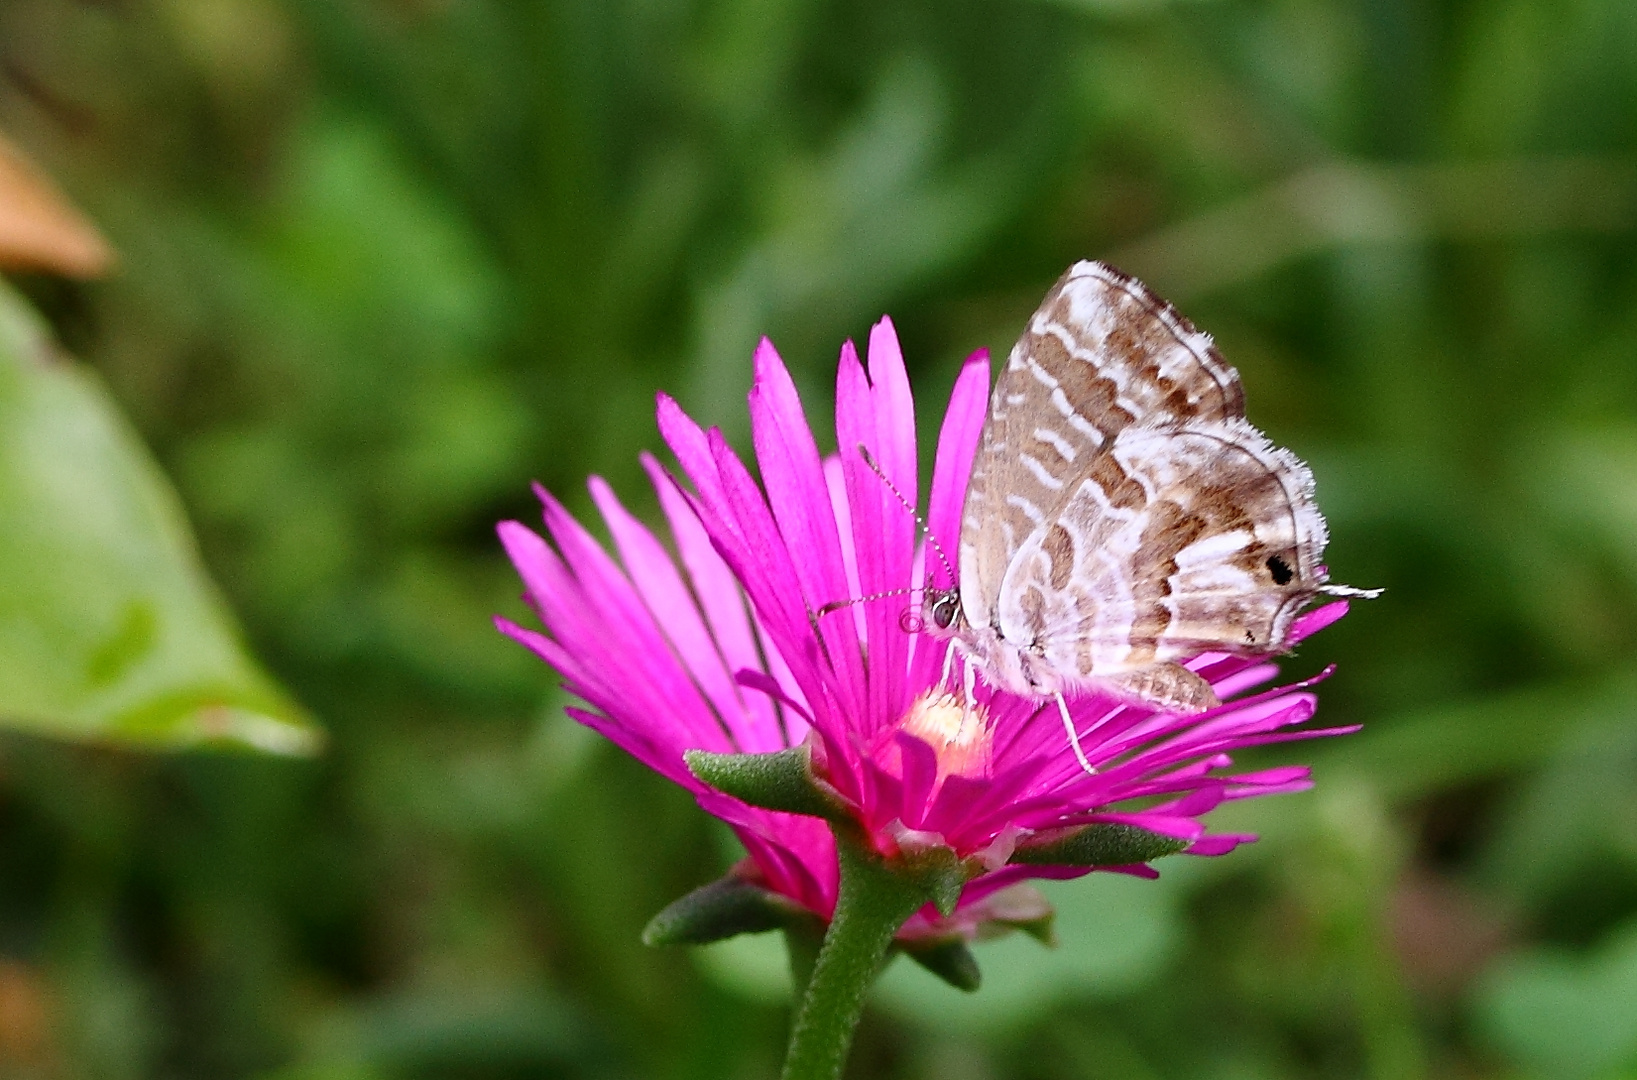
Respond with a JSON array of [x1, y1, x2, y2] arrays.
[[1266, 554, 1294, 586]]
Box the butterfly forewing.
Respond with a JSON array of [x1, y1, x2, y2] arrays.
[[953, 261, 1333, 709], [962, 263, 1247, 624]]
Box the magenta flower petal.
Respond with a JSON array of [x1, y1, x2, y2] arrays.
[[499, 324, 1360, 929], [912, 346, 991, 694], [748, 340, 867, 716], [834, 342, 903, 725], [861, 319, 920, 706], [926, 348, 991, 591], [642, 454, 793, 753], [590, 477, 749, 750], [1187, 835, 1254, 857]]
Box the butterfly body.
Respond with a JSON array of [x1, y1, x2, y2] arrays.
[[926, 261, 1354, 717]]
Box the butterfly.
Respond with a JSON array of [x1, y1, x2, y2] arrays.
[[921, 261, 1374, 771]]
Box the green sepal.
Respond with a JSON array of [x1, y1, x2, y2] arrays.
[[1009, 822, 1189, 867], [684, 745, 848, 820], [891, 844, 971, 918], [642, 870, 819, 946], [1008, 910, 1056, 946], [899, 938, 981, 992]]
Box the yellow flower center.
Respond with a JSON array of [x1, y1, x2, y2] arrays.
[[900, 691, 992, 780]]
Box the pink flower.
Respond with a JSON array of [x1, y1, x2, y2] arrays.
[[497, 319, 1357, 935]]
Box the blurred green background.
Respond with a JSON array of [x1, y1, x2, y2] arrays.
[[2, 0, 1637, 1076]]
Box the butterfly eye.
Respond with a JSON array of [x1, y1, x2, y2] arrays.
[[931, 594, 959, 629], [1266, 554, 1294, 586]]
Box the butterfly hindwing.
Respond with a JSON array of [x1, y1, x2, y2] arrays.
[[1002, 420, 1328, 677]]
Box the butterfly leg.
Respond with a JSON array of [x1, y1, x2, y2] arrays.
[[939, 639, 959, 694], [1054, 691, 1097, 776]]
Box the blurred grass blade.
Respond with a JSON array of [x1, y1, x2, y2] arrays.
[[0, 280, 318, 753], [1112, 158, 1637, 300], [1316, 672, 1637, 801]]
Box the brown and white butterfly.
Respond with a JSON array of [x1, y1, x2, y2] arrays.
[[922, 261, 1374, 771]]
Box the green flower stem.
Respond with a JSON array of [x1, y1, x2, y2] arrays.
[[779, 834, 931, 1080]]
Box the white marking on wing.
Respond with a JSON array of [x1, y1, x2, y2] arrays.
[[1125, 457, 1161, 503], [1031, 427, 1078, 462], [1020, 454, 1064, 490], [1043, 322, 1126, 392], [999, 478, 1138, 671], [1173, 529, 1253, 569], [1153, 337, 1199, 373], [1005, 494, 1044, 525], [1027, 359, 1060, 388], [1171, 564, 1259, 593], [1065, 411, 1105, 445]]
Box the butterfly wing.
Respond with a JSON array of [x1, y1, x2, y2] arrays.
[[1000, 419, 1329, 680], [958, 262, 1336, 711], [958, 261, 1246, 632]]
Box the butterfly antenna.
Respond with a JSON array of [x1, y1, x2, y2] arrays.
[[854, 445, 957, 587], [815, 587, 920, 620]]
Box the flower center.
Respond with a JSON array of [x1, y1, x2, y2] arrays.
[[900, 691, 992, 779]]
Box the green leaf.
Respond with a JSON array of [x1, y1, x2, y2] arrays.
[[0, 281, 319, 753], [642, 870, 819, 947], [899, 939, 982, 993], [683, 745, 847, 820], [1010, 822, 1191, 867]]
